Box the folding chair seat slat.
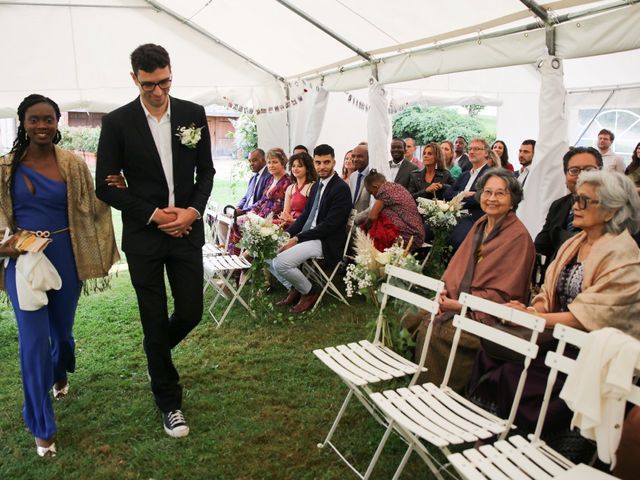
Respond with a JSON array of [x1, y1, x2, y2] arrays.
[[448, 453, 488, 480], [399, 387, 494, 440], [313, 349, 370, 386], [334, 345, 399, 380], [369, 392, 451, 447], [323, 347, 387, 384], [347, 342, 411, 378], [391, 396, 469, 444], [463, 448, 513, 480], [421, 383, 507, 433], [493, 440, 555, 480], [477, 444, 533, 480], [357, 340, 418, 375], [397, 391, 481, 443], [508, 436, 568, 476]]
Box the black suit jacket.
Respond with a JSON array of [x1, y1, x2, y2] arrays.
[[457, 153, 472, 172], [408, 168, 454, 201], [391, 159, 419, 189], [95, 97, 215, 255], [287, 173, 352, 268], [534, 193, 575, 259], [443, 163, 490, 250]]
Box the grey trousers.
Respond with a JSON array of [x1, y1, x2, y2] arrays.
[[268, 239, 323, 294]]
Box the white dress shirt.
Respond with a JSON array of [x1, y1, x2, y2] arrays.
[[464, 163, 486, 191], [141, 98, 174, 207]]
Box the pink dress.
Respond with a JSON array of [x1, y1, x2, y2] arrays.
[[290, 181, 312, 220]]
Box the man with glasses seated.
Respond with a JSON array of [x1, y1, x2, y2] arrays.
[[535, 147, 602, 261], [443, 138, 491, 250]]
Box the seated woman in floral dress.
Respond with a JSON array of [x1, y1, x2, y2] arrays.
[[250, 147, 291, 218]]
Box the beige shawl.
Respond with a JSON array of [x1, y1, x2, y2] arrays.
[[533, 230, 640, 338], [0, 145, 119, 288]]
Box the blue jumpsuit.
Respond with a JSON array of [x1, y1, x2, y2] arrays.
[[4, 164, 81, 439]]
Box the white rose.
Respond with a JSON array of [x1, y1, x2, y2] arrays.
[[260, 226, 273, 236], [377, 251, 391, 265]]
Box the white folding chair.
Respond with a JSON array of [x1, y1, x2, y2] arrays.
[[369, 292, 546, 480], [447, 323, 640, 480], [202, 207, 233, 257], [314, 264, 444, 479], [202, 254, 255, 328], [302, 209, 357, 312]]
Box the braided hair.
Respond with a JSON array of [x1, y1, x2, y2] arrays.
[[5, 94, 62, 220]]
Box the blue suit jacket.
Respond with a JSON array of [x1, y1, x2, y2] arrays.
[[237, 168, 272, 211]]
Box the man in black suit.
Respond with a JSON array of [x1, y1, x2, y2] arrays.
[[535, 147, 602, 259], [95, 44, 215, 438], [389, 137, 419, 189], [269, 144, 352, 313], [454, 136, 472, 172], [443, 138, 491, 250]]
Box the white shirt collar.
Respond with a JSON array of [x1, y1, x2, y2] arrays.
[[320, 172, 335, 186], [140, 97, 171, 122]]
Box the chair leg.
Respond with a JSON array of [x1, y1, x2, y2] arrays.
[[318, 389, 354, 449], [362, 422, 395, 480], [392, 445, 414, 480]]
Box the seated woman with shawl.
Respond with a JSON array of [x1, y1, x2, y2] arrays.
[[468, 170, 640, 445], [363, 170, 425, 251], [413, 168, 535, 392]]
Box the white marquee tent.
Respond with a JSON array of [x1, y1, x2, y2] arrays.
[[1, 0, 640, 236]]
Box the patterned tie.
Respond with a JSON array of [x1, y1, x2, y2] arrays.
[[353, 172, 363, 206], [302, 182, 324, 232], [566, 208, 577, 232]]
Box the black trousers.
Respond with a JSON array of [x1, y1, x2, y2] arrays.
[[127, 237, 203, 413]]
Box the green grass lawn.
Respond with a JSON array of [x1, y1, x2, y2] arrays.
[[0, 272, 446, 479]]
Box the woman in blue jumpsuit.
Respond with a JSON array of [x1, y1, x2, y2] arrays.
[[0, 94, 118, 457]]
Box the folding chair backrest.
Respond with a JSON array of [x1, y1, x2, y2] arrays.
[[442, 292, 546, 437], [376, 265, 444, 383], [532, 324, 640, 440], [341, 209, 357, 260], [215, 213, 234, 252], [204, 208, 218, 243]]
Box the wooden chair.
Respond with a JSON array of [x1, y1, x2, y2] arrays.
[[314, 265, 444, 479], [369, 292, 545, 480], [448, 324, 639, 480]]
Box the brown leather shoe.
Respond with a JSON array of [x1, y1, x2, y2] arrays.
[[290, 291, 321, 313], [276, 288, 301, 306]]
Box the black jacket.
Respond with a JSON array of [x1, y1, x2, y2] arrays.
[[408, 168, 454, 201], [534, 193, 575, 259]]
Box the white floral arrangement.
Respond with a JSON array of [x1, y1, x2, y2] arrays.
[[416, 192, 467, 230], [344, 229, 422, 299], [175, 124, 204, 149], [236, 213, 289, 261]]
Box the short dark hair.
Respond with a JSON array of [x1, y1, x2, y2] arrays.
[[130, 44, 171, 74], [293, 144, 308, 153], [455, 136, 467, 145], [562, 146, 603, 172], [313, 144, 334, 158], [598, 128, 615, 142], [364, 169, 386, 186], [521, 139, 536, 152], [391, 137, 406, 148], [475, 168, 524, 209], [251, 148, 265, 160], [288, 152, 317, 183]]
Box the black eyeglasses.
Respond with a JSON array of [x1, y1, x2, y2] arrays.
[[136, 76, 172, 92], [566, 166, 598, 176], [571, 194, 600, 210]]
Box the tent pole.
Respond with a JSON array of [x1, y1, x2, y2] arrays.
[[274, 0, 372, 63], [573, 90, 616, 145], [143, 0, 285, 83]]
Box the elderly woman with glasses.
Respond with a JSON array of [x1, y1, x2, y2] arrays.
[[469, 170, 640, 446], [411, 168, 535, 392]]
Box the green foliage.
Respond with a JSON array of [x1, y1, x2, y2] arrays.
[[58, 126, 101, 153], [392, 106, 495, 145], [227, 114, 257, 159]]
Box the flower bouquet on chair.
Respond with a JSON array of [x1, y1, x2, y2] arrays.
[[417, 192, 467, 278]]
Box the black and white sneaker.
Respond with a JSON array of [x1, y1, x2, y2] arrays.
[[163, 409, 189, 438]]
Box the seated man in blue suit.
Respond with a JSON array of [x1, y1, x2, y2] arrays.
[[443, 138, 491, 250], [269, 144, 352, 313], [236, 148, 272, 215]]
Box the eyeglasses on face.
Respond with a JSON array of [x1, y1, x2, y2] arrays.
[[566, 166, 598, 176], [572, 193, 600, 209], [469, 146, 486, 151], [480, 189, 509, 199], [137, 76, 172, 92]]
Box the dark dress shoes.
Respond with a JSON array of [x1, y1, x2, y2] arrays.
[[276, 288, 301, 306], [290, 291, 320, 313]]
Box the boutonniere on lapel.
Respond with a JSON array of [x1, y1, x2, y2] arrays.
[[175, 124, 204, 149]]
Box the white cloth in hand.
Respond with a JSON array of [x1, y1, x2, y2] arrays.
[[15, 251, 62, 311]]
